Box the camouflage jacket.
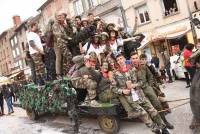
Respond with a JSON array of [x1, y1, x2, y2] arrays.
[[136, 65, 154, 89], [52, 22, 73, 48], [112, 66, 146, 101]]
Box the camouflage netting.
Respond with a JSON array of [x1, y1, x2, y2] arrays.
[[19, 79, 76, 113]]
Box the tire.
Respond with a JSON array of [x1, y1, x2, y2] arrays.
[[172, 70, 178, 80], [98, 115, 120, 134], [26, 109, 38, 120]]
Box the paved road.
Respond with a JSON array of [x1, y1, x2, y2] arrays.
[[0, 80, 195, 134]]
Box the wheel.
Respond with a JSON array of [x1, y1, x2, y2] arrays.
[[172, 70, 178, 80], [98, 115, 120, 134], [26, 109, 38, 120]]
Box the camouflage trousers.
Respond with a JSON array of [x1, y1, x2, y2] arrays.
[[143, 86, 169, 123], [118, 95, 165, 129], [28, 53, 45, 84], [54, 44, 73, 76], [71, 78, 97, 100], [98, 87, 118, 103]]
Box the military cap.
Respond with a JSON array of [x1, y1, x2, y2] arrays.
[[72, 55, 84, 64], [101, 32, 109, 38]]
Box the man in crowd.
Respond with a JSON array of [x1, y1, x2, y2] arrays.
[[26, 22, 45, 84], [160, 50, 173, 83], [112, 53, 170, 134], [130, 52, 174, 129], [52, 11, 73, 79], [2, 85, 14, 115]]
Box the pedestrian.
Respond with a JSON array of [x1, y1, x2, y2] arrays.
[[0, 87, 4, 116], [183, 43, 196, 81], [151, 54, 160, 72], [160, 50, 173, 83], [2, 85, 14, 115]]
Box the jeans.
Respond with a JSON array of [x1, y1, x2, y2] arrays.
[[165, 63, 173, 81], [5, 97, 13, 113]]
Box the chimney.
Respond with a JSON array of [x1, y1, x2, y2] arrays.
[[13, 15, 22, 27]]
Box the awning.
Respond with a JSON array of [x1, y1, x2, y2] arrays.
[[138, 19, 191, 49]]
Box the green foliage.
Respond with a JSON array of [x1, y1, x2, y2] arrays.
[[19, 79, 77, 113]]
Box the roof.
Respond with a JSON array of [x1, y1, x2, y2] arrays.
[[37, 0, 53, 11], [0, 31, 8, 39]]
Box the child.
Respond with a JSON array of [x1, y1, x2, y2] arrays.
[[160, 66, 167, 82]]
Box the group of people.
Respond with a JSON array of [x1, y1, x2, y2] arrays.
[[25, 10, 177, 134], [0, 83, 19, 116]]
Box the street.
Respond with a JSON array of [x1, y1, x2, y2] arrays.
[[0, 80, 194, 134]]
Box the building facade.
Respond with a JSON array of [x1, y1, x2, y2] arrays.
[[121, 0, 195, 61], [0, 29, 14, 76], [37, 0, 71, 30], [69, 0, 126, 27]]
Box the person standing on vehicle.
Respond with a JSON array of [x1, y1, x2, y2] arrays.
[[52, 10, 73, 79], [112, 53, 171, 134], [183, 43, 196, 81], [130, 52, 174, 129], [26, 22, 45, 84], [160, 50, 173, 83]]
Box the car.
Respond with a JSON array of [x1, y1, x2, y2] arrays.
[[170, 54, 186, 79]]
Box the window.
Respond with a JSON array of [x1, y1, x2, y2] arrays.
[[14, 36, 17, 44], [16, 47, 20, 56], [89, 0, 99, 7], [11, 39, 14, 47], [74, 0, 84, 15], [19, 60, 23, 69], [136, 5, 150, 24], [162, 0, 179, 17]]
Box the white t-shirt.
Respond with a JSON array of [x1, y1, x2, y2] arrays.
[[83, 42, 100, 56], [109, 38, 124, 52], [27, 31, 43, 55]]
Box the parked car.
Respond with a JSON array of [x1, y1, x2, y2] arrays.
[[170, 54, 186, 79]]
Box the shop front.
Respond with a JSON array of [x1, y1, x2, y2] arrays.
[[138, 19, 194, 58]]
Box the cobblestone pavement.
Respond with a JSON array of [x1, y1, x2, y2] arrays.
[[0, 80, 196, 134]]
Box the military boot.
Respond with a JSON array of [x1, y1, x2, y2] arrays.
[[161, 127, 171, 134]]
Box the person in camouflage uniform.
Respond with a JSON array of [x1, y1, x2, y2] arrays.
[[26, 22, 45, 84], [112, 54, 170, 134], [130, 52, 174, 129], [139, 54, 170, 113], [71, 55, 100, 106], [52, 11, 73, 78]]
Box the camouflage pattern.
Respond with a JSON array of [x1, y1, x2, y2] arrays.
[[52, 22, 73, 76], [112, 67, 165, 129], [136, 65, 170, 124], [71, 66, 97, 100], [31, 53, 45, 81]]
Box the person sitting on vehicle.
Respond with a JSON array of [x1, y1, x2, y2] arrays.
[[112, 53, 171, 134], [130, 52, 174, 129], [140, 54, 171, 114], [71, 55, 100, 107]]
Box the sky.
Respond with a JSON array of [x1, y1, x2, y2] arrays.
[[0, 0, 47, 33]]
